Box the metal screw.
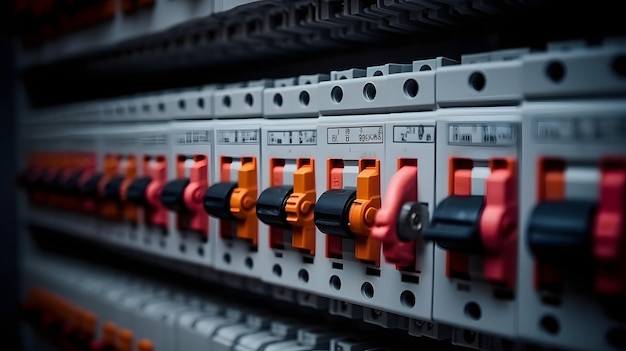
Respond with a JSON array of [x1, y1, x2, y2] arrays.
[[409, 211, 422, 232]]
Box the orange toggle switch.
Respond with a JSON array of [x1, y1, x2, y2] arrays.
[[372, 160, 417, 268], [121, 156, 138, 223], [230, 157, 258, 244], [593, 157, 626, 296], [145, 156, 168, 229], [101, 322, 118, 348], [480, 158, 517, 289], [286, 159, 316, 254], [116, 328, 133, 351], [445, 158, 472, 279], [349, 159, 381, 265], [100, 154, 121, 220], [137, 339, 154, 351], [183, 155, 209, 235]]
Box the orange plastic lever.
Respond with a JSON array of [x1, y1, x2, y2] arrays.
[[230, 157, 258, 244], [183, 155, 208, 235], [372, 165, 417, 268], [121, 156, 138, 222], [479, 158, 517, 289], [115, 329, 133, 351], [137, 339, 154, 351], [349, 159, 381, 265], [286, 159, 316, 254], [593, 157, 626, 296]]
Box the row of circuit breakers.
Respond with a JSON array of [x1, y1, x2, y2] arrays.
[[18, 39, 626, 351], [23, 254, 421, 351]]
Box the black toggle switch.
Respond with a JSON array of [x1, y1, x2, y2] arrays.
[[160, 178, 190, 213], [58, 170, 83, 195], [256, 186, 293, 230], [314, 187, 356, 238], [203, 182, 238, 219], [103, 176, 125, 201], [38, 169, 61, 192], [126, 177, 152, 206], [423, 195, 485, 254], [527, 200, 595, 263], [81, 173, 102, 197]]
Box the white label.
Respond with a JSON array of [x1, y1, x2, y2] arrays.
[[327, 126, 383, 144], [217, 129, 259, 144], [536, 117, 626, 142], [393, 125, 435, 143], [448, 123, 516, 146], [175, 131, 211, 144], [268, 130, 317, 145]]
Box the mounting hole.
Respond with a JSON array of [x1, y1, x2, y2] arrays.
[[299, 90, 310, 106], [612, 55, 626, 77], [272, 264, 282, 277], [468, 72, 486, 91], [373, 70, 384, 76], [400, 290, 416, 308], [330, 275, 341, 291], [197, 247, 204, 256], [178, 99, 186, 110], [179, 244, 186, 253], [245, 257, 253, 269], [197, 98, 204, 109], [403, 79, 419, 98], [607, 328, 626, 349], [298, 269, 309, 283], [273, 93, 283, 107], [361, 282, 374, 299], [464, 302, 482, 320], [142, 104, 150, 112], [223, 253, 231, 264], [546, 61, 566, 83], [158, 103, 165, 112], [539, 315, 560, 335], [331, 86, 343, 103], [223, 95, 231, 107], [419, 64, 432, 71], [363, 83, 376, 101], [245, 93, 254, 106], [463, 330, 477, 344]]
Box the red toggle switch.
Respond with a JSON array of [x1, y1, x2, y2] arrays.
[[479, 158, 517, 289], [269, 158, 285, 249], [183, 155, 208, 235], [145, 156, 168, 229], [593, 157, 626, 296], [372, 161, 417, 268]]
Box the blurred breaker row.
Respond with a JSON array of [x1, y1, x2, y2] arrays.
[[17, 39, 626, 351]]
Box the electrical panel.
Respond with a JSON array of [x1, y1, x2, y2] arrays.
[[10, 1, 626, 351]]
